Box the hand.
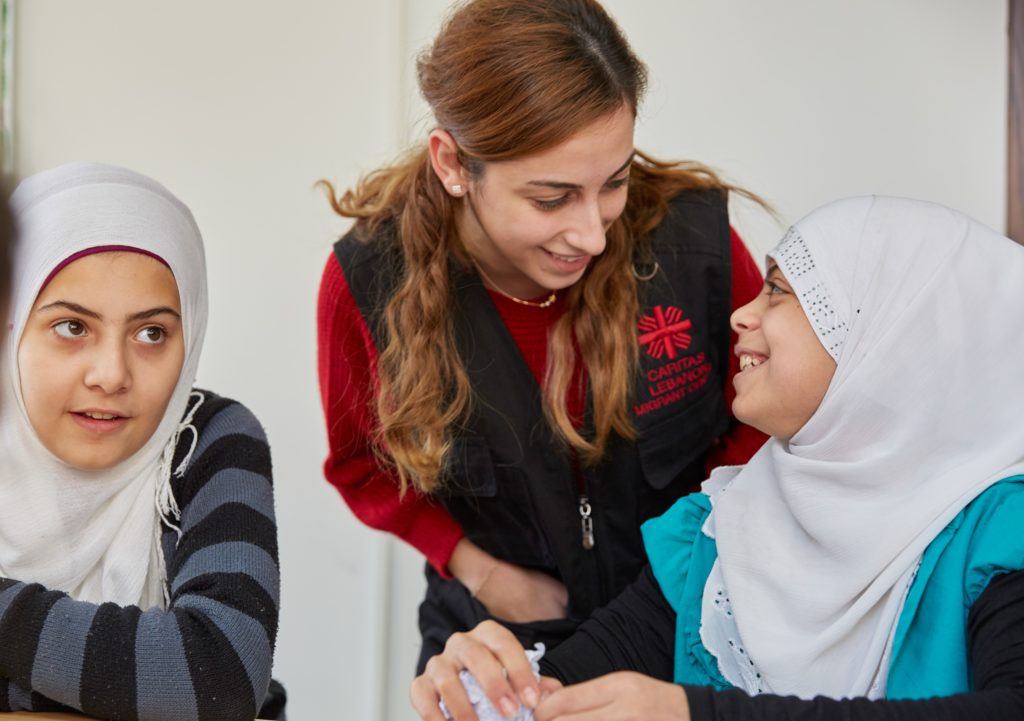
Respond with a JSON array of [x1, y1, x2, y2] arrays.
[[534, 672, 690, 721], [410, 619, 563, 721], [449, 539, 568, 623]]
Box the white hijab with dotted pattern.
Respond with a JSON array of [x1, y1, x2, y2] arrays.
[[702, 196, 1024, 699]]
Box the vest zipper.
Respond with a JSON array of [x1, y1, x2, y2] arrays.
[[571, 448, 595, 550], [578, 494, 595, 549]]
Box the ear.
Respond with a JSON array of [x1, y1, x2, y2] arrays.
[[428, 129, 469, 197]]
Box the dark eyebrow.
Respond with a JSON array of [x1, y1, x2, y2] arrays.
[[765, 262, 780, 279], [525, 152, 635, 190], [127, 307, 181, 322], [35, 300, 101, 319], [34, 300, 180, 323]]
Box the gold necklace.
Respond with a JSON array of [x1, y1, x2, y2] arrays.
[[474, 262, 557, 308]]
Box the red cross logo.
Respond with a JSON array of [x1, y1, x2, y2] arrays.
[[638, 305, 692, 359]]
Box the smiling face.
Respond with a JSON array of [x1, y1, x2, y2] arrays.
[[730, 263, 837, 441], [454, 104, 636, 299], [17, 251, 185, 470]]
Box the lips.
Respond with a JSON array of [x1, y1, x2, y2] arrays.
[[550, 251, 584, 262], [70, 410, 130, 433], [542, 248, 590, 273]]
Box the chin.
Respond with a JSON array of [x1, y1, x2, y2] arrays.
[[57, 448, 129, 472], [731, 400, 772, 438]]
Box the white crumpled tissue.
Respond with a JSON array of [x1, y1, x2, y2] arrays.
[[439, 643, 545, 721]]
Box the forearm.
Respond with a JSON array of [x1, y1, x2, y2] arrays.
[[542, 565, 675, 684], [0, 675, 73, 714]]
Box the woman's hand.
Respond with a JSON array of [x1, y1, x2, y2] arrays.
[[449, 539, 569, 623], [534, 672, 690, 721], [410, 619, 562, 721]]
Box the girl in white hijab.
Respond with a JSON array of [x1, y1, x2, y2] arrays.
[[411, 196, 1024, 721], [0, 162, 281, 721]]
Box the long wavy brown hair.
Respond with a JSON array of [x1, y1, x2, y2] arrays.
[[323, 0, 757, 494]]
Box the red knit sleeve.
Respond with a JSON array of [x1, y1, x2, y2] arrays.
[[705, 228, 770, 471], [317, 253, 464, 576]]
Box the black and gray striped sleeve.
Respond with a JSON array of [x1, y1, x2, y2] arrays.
[[0, 392, 279, 721]]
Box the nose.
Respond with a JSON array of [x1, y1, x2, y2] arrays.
[[730, 293, 765, 334], [566, 199, 608, 257], [83, 339, 132, 394]]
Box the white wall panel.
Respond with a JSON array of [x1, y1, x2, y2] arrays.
[[16, 2, 404, 720]]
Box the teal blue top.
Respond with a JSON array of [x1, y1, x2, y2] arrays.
[[641, 476, 1024, 699]]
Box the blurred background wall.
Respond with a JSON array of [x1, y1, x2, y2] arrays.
[[14, 1, 1007, 718]]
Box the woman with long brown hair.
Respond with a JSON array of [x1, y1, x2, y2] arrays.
[[317, 0, 767, 671]]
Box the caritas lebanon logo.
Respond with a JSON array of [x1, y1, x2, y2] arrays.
[[635, 304, 713, 417], [637, 305, 692, 359]]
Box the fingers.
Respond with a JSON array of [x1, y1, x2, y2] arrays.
[[411, 620, 547, 721], [409, 671, 452, 721], [538, 675, 564, 697], [451, 634, 522, 716], [533, 674, 623, 721], [534, 673, 692, 721], [461, 621, 542, 711], [417, 652, 477, 721]]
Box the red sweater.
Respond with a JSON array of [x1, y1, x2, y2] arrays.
[[317, 228, 767, 576]]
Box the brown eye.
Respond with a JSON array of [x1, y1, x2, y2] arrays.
[[136, 326, 166, 344], [53, 320, 87, 338], [534, 195, 569, 210]]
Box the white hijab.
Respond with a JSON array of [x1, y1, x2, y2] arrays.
[[0, 162, 207, 609], [702, 196, 1024, 699]]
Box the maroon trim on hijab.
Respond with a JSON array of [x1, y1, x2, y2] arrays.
[[40, 245, 171, 292]]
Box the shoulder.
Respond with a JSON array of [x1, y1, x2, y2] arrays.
[[332, 218, 401, 275], [331, 220, 404, 320], [665, 186, 728, 214], [641, 493, 715, 610], [952, 477, 1024, 552], [183, 389, 268, 447], [648, 188, 730, 258], [170, 390, 273, 508], [167, 392, 277, 577], [936, 477, 1024, 602]]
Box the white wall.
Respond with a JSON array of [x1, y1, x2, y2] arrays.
[[14, 2, 1006, 720]]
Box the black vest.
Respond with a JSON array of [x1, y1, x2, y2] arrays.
[[334, 189, 733, 667]]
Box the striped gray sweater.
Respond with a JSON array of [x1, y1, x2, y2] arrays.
[[0, 391, 279, 721]]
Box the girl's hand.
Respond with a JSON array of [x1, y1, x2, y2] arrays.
[[535, 672, 691, 721], [449, 539, 569, 623], [409, 619, 562, 721]]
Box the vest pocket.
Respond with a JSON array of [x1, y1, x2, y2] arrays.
[[441, 436, 498, 496], [440, 436, 557, 569], [637, 387, 727, 490]]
